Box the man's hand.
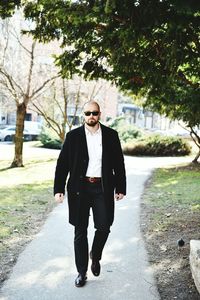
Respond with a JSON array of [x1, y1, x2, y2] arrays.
[[115, 193, 124, 201], [55, 193, 64, 203]]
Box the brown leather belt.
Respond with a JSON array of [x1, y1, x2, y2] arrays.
[[85, 177, 101, 183]]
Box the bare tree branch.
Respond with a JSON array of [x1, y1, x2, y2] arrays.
[[0, 77, 20, 104], [1, 20, 10, 65], [89, 80, 103, 101], [62, 78, 68, 120], [10, 28, 33, 56], [32, 102, 62, 137], [25, 41, 36, 102], [189, 126, 200, 146], [31, 80, 55, 102], [30, 75, 59, 98], [0, 68, 24, 96], [53, 79, 65, 119]]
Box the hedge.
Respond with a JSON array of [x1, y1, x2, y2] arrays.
[[123, 134, 191, 156]]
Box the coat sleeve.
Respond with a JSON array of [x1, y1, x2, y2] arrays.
[[112, 131, 126, 195], [53, 133, 70, 195]]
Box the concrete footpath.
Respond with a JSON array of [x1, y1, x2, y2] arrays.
[[0, 156, 191, 300]]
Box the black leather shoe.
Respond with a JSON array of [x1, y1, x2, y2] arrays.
[[75, 273, 87, 287], [91, 260, 101, 276], [90, 251, 101, 276]]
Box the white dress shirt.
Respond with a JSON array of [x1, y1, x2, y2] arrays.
[[85, 125, 102, 177]]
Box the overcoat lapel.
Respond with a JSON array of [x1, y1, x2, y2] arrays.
[[100, 124, 106, 168], [79, 125, 89, 159]]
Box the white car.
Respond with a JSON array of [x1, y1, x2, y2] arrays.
[[0, 126, 31, 142]]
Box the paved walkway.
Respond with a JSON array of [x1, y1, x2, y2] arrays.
[[0, 155, 191, 300]]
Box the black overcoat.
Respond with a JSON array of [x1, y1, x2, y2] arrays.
[[54, 123, 126, 226]]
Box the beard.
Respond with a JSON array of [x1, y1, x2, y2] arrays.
[[85, 119, 99, 127]]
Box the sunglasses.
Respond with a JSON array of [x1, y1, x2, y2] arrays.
[[84, 111, 99, 116]]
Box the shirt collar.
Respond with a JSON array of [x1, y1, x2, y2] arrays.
[[85, 123, 101, 135]]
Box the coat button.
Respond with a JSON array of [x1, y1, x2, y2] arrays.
[[76, 192, 80, 195], [80, 175, 83, 179]]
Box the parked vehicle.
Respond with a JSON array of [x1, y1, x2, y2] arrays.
[[0, 126, 31, 142], [24, 121, 42, 140]]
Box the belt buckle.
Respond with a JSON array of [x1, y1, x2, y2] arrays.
[[89, 177, 95, 183]]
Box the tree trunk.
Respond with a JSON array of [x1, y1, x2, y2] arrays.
[[60, 125, 66, 143], [189, 127, 200, 164], [11, 103, 26, 168], [192, 149, 200, 164]]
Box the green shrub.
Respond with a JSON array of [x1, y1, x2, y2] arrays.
[[123, 134, 191, 156], [110, 116, 142, 143], [109, 116, 125, 129], [39, 129, 62, 149]]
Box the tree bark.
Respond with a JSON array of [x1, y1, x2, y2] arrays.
[[190, 127, 200, 164], [11, 103, 26, 168], [192, 149, 200, 164]]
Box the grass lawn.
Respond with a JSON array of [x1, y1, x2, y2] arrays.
[[0, 181, 53, 241], [141, 163, 200, 299], [0, 142, 59, 284], [143, 165, 200, 231]]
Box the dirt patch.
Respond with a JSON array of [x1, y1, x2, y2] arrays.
[[141, 164, 200, 300]]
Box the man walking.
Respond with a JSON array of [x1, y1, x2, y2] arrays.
[[54, 101, 126, 287]]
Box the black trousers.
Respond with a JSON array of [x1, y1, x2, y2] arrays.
[[74, 181, 110, 275]]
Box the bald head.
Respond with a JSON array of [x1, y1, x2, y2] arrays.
[[83, 101, 100, 112]]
